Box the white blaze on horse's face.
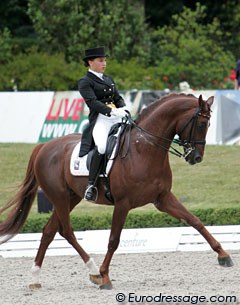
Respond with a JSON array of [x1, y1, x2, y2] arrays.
[[180, 95, 213, 165]]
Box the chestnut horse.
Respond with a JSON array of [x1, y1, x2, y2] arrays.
[[0, 93, 233, 290]]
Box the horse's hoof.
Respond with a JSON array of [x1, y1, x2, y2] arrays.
[[218, 256, 234, 267], [100, 281, 113, 290], [29, 283, 42, 289], [89, 274, 103, 286]]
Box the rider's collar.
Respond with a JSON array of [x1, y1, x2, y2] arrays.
[[89, 69, 103, 80]]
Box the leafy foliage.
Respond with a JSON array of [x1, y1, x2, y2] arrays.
[[106, 59, 164, 90], [27, 0, 150, 62], [17, 207, 240, 233], [0, 2, 237, 91], [0, 49, 83, 91], [150, 3, 235, 89], [0, 28, 12, 64]]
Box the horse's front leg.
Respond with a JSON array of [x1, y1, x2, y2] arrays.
[[93, 202, 129, 290], [155, 192, 233, 267]]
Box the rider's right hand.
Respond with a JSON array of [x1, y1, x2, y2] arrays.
[[111, 107, 128, 118]]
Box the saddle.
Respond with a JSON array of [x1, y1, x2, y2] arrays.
[[70, 121, 131, 203]]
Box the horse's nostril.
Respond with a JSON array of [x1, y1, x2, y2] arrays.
[[195, 156, 202, 163]]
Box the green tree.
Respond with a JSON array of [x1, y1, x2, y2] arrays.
[[0, 0, 30, 32], [27, 0, 150, 62], [0, 49, 82, 91], [0, 0, 36, 54], [145, 0, 240, 59], [0, 28, 12, 64], [216, 0, 240, 59], [151, 3, 235, 89]]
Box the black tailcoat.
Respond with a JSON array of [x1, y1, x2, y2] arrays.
[[78, 71, 125, 157]]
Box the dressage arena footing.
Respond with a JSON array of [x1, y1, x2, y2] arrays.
[[0, 226, 239, 305], [0, 252, 239, 305]]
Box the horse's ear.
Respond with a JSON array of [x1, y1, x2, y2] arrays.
[[198, 94, 204, 109], [207, 96, 214, 108]]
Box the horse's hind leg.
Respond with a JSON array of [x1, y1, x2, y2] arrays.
[[57, 216, 102, 286], [29, 210, 60, 289], [155, 192, 233, 267], [30, 198, 100, 289], [50, 195, 102, 285]]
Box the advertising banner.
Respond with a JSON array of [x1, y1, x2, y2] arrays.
[[38, 91, 89, 142], [0, 91, 54, 143], [0, 90, 240, 144]]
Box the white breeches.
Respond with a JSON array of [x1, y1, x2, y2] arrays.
[[93, 114, 122, 154]]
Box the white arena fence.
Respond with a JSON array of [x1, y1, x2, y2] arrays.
[[0, 225, 239, 258]]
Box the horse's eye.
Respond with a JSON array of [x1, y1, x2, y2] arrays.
[[198, 122, 207, 130]]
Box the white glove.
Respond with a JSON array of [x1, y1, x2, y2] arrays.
[[111, 107, 127, 118]]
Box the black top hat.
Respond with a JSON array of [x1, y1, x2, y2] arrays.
[[83, 46, 109, 61]]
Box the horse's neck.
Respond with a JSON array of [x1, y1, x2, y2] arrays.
[[138, 96, 196, 140], [138, 102, 178, 144]]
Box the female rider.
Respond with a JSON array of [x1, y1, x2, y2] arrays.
[[78, 46, 127, 201]]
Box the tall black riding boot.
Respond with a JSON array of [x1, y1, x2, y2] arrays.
[[84, 152, 104, 202]]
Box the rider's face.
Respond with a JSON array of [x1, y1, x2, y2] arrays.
[[89, 57, 107, 73]]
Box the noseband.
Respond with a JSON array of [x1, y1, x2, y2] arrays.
[[122, 106, 211, 160]]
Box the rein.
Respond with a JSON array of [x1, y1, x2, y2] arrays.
[[119, 108, 210, 160]]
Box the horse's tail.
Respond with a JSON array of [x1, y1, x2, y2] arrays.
[[0, 143, 44, 244]]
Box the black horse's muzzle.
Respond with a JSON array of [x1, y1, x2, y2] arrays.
[[185, 147, 203, 165]]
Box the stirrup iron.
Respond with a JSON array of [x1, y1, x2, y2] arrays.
[[84, 184, 98, 202]]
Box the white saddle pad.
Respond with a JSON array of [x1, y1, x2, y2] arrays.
[[70, 143, 114, 176]]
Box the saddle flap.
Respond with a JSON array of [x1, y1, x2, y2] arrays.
[[70, 123, 123, 177], [70, 143, 115, 177]]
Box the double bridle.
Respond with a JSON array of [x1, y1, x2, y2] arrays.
[[120, 107, 211, 160], [172, 106, 211, 159]]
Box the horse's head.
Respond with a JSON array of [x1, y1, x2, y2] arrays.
[[176, 94, 214, 165]]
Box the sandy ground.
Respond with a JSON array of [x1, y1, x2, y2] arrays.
[[0, 251, 239, 305]]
